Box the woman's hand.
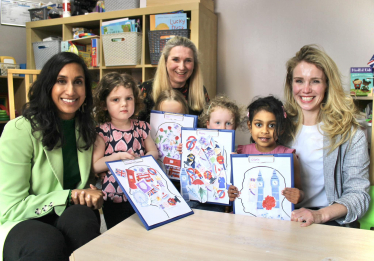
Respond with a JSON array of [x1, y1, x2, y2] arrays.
[[282, 188, 304, 204], [71, 185, 104, 210], [228, 185, 240, 201], [291, 208, 323, 227]]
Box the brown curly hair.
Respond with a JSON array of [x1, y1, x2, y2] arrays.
[[199, 95, 245, 130], [93, 72, 144, 124]]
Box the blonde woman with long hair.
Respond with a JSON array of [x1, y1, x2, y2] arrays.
[[138, 36, 209, 122], [284, 45, 370, 227]]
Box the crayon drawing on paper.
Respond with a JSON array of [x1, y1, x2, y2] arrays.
[[232, 155, 293, 220], [107, 156, 192, 228], [154, 122, 182, 168], [180, 129, 234, 205], [150, 111, 197, 180]]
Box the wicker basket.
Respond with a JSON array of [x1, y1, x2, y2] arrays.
[[102, 32, 142, 66], [28, 7, 48, 21], [148, 29, 190, 65], [32, 40, 61, 70], [105, 0, 140, 12]]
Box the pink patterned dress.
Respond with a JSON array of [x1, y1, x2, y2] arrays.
[[96, 120, 150, 203], [237, 143, 295, 154]]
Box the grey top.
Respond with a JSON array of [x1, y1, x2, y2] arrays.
[[323, 128, 370, 224]]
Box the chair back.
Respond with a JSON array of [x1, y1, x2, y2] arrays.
[[7, 69, 40, 120]]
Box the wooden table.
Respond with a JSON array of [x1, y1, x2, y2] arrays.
[[70, 210, 374, 260]]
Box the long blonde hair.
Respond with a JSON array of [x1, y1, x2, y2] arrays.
[[152, 36, 205, 112], [284, 44, 359, 153], [154, 89, 189, 114]]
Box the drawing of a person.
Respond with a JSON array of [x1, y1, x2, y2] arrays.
[[184, 153, 196, 168]]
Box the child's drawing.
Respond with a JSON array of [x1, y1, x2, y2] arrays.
[[232, 154, 294, 220], [150, 111, 198, 180], [180, 129, 235, 205], [107, 156, 193, 229], [154, 122, 182, 168], [116, 164, 182, 217]]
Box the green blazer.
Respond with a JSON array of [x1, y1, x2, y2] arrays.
[[0, 117, 93, 260]]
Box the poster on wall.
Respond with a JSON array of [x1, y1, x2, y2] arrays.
[[1, 0, 40, 27]]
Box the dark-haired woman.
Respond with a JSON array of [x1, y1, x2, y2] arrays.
[[0, 52, 103, 261]]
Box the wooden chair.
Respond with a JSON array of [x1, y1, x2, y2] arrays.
[[7, 69, 40, 120]]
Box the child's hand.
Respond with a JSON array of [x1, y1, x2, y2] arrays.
[[95, 172, 106, 180], [177, 143, 183, 154], [282, 188, 304, 204], [117, 152, 136, 160], [228, 185, 240, 201]]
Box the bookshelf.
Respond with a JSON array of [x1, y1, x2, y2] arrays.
[[353, 96, 374, 185], [0, 75, 25, 126], [26, 2, 217, 98]]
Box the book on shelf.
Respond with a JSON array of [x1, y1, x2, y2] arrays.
[[102, 17, 128, 26], [150, 12, 187, 31], [79, 45, 91, 68], [91, 38, 100, 67], [350, 67, 374, 97], [61, 41, 87, 52], [101, 19, 138, 34], [61, 41, 91, 68]]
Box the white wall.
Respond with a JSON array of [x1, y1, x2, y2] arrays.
[[215, 0, 374, 145]]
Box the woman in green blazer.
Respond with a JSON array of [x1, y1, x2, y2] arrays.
[[0, 52, 103, 261]]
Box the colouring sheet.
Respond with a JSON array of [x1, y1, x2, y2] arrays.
[[150, 110, 197, 180], [231, 154, 294, 220], [180, 128, 235, 205], [106, 156, 193, 230]]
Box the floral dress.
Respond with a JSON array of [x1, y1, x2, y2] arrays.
[[96, 119, 150, 203]]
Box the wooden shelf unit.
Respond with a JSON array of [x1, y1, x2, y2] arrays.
[[26, 3, 217, 98], [353, 96, 374, 185], [0, 75, 25, 125]]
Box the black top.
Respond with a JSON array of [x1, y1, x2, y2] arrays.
[[137, 79, 210, 122], [61, 118, 81, 190]]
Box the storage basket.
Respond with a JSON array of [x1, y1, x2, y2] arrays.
[[105, 0, 140, 12], [102, 32, 142, 66], [32, 40, 61, 70], [148, 29, 190, 65], [28, 7, 48, 21], [0, 63, 20, 76]]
